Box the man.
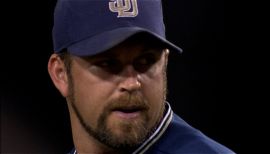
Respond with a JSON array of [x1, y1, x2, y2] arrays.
[[48, 0, 234, 153]]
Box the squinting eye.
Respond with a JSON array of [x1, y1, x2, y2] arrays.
[[137, 55, 156, 65], [95, 59, 123, 73], [133, 54, 157, 72], [137, 57, 148, 65], [96, 59, 118, 67]]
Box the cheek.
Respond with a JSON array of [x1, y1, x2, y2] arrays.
[[72, 81, 100, 127], [141, 66, 166, 119], [141, 60, 166, 99], [71, 69, 117, 127]]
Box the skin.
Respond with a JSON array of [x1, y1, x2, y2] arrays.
[[48, 38, 169, 154]]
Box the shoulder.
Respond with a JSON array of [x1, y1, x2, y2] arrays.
[[146, 114, 235, 154]]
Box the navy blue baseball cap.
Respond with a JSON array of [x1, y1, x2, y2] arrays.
[[53, 0, 182, 56]]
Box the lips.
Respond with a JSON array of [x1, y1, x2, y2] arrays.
[[116, 110, 137, 115], [112, 106, 146, 112], [111, 106, 147, 119]]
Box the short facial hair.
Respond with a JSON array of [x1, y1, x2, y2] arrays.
[[66, 56, 168, 152]]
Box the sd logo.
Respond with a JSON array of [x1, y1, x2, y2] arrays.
[[109, 0, 138, 17]]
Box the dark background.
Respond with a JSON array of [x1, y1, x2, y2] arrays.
[[1, 0, 241, 153]]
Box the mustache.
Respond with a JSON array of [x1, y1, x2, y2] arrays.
[[105, 93, 149, 112]]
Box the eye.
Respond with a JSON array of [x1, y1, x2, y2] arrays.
[[133, 53, 158, 72], [94, 59, 123, 74], [96, 59, 115, 67], [137, 55, 156, 65]]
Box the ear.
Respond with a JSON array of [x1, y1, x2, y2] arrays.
[[48, 54, 70, 97], [164, 49, 170, 67]]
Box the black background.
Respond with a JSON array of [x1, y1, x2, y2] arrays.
[[1, 0, 242, 153]]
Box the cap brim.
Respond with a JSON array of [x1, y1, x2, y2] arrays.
[[68, 27, 183, 57]]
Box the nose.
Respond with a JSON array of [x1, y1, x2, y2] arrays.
[[119, 65, 141, 93]]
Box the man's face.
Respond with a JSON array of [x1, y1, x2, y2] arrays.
[[66, 39, 168, 150]]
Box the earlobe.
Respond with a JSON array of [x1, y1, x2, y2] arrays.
[[48, 54, 69, 97]]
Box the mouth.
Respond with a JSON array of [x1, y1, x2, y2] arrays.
[[111, 106, 146, 119]]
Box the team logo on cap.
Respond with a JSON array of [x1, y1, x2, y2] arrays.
[[109, 0, 138, 17]]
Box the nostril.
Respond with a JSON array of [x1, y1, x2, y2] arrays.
[[119, 79, 141, 93]]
